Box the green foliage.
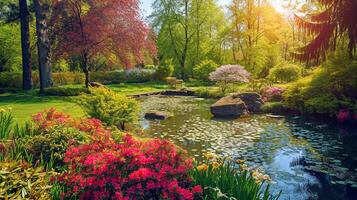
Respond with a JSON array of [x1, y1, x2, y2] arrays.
[[0, 23, 22, 72], [0, 161, 55, 199], [191, 158, 280, 200], [268, 63, 301, 83], [0, 72, 23, 88], [261, 102, 286, 114], [193, 87, 224, 99], [0, 69, 157, 89], [0, 107, 13, 139], [155, 60, 174, 80], [79, 87, 140, 130], [193, 60, 218, 81], [43, 86, 88, 96], [283, 53, 357, 116], [20, 126, 89, 167]]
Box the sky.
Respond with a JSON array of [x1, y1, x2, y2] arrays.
[[139, 0, 297, 17]]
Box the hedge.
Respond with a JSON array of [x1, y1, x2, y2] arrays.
[[0, 69, 156, 89]]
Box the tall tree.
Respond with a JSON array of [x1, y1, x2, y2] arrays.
[[34, 0, 52, 92], [152, 0, 225, 79], [51, 0, 155, 87], [19, 0, 32, 90], [294, 0, 357, 61]]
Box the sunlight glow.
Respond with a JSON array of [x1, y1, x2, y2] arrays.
[[269, 0, 300, 14]]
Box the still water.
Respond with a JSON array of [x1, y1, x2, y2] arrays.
[[140, 96, 357, 200]]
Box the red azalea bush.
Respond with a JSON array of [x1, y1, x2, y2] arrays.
[[32, 108, 111, 136], [58, 134, 202, 200], [262, 87, 285, 102]]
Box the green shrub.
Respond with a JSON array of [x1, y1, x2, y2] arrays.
[[0, 69, 155, 89], [191, 156, 280, 200], [155, 60, 174, 80], [193, 60, 218, 81], [261, 102, 286, 114], [79, 87, 140, 130], [194, 87, 225, 99], [268, 63, 301, 83], [0, 72, 22, 88], [0, 161, 55, 199], [19, 126, 88, 167], [283, 53, 357, 116], [43, 86, 88, 96]]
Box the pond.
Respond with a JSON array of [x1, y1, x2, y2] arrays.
[[139, 95, 357, 200]]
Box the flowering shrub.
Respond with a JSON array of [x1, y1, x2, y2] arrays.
[[337, 110, 352, 122], [59, 134, 202, 200], [262, 87, 285, 102], [19, 109, 112, 167], [79, 87, 140, 130], [209, 65, 250, 92]]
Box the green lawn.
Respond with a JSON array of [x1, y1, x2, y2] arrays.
[[0, 82, 171, 124]]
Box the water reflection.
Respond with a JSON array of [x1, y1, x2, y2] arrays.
[[140, 96, 357, 200]]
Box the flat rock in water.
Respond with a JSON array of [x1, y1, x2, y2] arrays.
[[145, 111, 173, 120], [266, 114, 285, 119], [210, 96, 248, 118]]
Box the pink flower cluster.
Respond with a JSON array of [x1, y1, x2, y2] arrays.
[[336, 110, 357, 123], [32, 108, 112, 139], [262, 87, 285, 102], [59, 134, 202, 200], [209, 65, 250, 83]]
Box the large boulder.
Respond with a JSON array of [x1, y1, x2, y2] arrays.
[[210, 96, 248, 118], [231, 92, 263, 113], [145, 111, 173, 120]]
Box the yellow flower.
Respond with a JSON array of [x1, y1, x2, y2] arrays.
[[197, 164, 208, 171], [211, 162, 222, 169], [0, 108, 5, 113], [203, 152, 216, 160], [262, 175, 271, 181], [236, 159, 245, 164]]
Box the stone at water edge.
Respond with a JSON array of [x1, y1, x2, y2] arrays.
[[231, 92, 264, 113], [210, 96, 248, 118], [144, 111, 173, 120]]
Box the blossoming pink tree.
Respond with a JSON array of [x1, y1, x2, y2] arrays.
[[209, 65, 250, 92]]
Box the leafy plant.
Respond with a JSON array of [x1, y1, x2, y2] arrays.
[[0, 108, 13, 139], [191, 155, 280, 200], [283, 53, 357, 117], [0, 160, 56, 199], [268, 63, 301, 83], [155, 59, 174, 80], [193, 60, 218, 81], [20, 126, 88, 168], [79, 87, 140, 130]]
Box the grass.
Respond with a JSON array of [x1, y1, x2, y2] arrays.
[[0, 82, 172, 124], [107, 82, 170, 94], [0, 91, 84, 124]]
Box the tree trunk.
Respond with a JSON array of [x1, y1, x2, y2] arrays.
[[19, 0, 32, 90], [34, 0, 52, 93], [82, 53, 90, 88]]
